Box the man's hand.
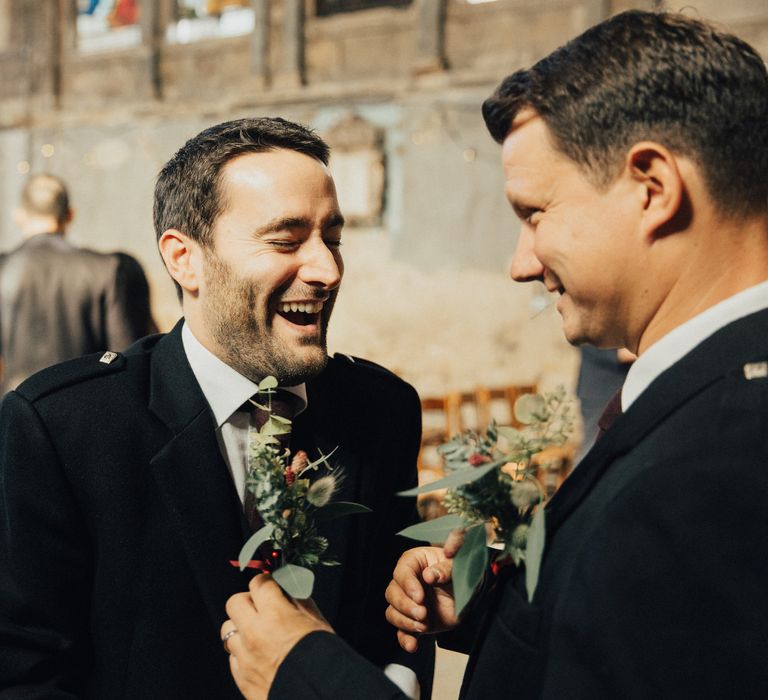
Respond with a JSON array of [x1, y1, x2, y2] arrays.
[[222, 574, 334, 700], [385, 546, 458, 653]]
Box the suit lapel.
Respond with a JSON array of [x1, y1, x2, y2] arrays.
[[147, 323, 250, 629], [546, 308, 768, 536]]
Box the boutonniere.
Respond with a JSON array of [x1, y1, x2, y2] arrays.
[[232, 376, 370, 599], [398, 387, 573, 614]]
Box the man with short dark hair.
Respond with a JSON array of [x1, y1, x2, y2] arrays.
[[0, 118, 431, 697], [218, 12, 768, 699], [0, 173, 154, 393]]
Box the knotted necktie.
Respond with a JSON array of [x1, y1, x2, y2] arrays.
[[243, 389, 297, 532], [595, 388, 623, 443]]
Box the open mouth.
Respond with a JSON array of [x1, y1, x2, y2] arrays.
[[276, 300, 325, 327]]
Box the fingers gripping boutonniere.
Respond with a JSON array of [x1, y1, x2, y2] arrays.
[[398, 388, 573, 614], [232, 376, 370, 599]]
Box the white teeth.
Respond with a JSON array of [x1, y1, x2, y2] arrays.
[[278, 301, 324, 314]]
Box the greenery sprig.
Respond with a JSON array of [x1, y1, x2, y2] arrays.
[[236, 376, 370, 599], [398, 387, 573, 615]]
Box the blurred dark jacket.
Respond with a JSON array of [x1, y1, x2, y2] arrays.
[[0, 232, 155, 394]]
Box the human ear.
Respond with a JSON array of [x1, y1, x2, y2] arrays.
[[158, 229, 202, 295], [626, 142, 685, 240]]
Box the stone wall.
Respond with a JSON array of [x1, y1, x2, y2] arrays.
[[1, 0, 767, 418]]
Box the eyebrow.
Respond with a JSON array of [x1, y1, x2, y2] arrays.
[[253, 213, 345, 237]]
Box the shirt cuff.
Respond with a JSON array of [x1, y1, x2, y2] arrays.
[[384, 663, 420, 700]]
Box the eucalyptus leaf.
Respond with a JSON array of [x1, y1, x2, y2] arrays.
[[398, 513, 466, 542], [270, 414, 292, 425], [497, 425, 523, 444], [237, 524, 275, 570], [525, 506, 546, 602], [273, 563, 315, 599], [452, 524, 489, 617], [315, 501, 372, 522], [250, 432, 279, 447], [262, 416, 291, 436], [514, 393, 547, 424], [398, 459, 501, 496], [258, 376, 279, 391]]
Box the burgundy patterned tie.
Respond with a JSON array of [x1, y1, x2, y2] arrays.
[[243, 390, 297, 531], [595, 389, 623, 443]]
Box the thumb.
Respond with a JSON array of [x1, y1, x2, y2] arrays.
[[248, 573, 287, 609]]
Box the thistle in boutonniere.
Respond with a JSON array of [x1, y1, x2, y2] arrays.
[[398, 387, 573, 615], [235, 376, 370, 599]]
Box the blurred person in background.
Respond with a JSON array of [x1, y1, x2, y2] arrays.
[[0, 173, 155, 394]]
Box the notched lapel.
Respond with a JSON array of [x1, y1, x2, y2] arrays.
[[150, 410, 249, 629], [147, 324, 250, 629]]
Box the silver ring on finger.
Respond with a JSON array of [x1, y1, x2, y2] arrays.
[[222, 628, 239, 654]]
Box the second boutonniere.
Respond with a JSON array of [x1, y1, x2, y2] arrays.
[[398, 387, 573, 614], [234, 376, 370, 599]]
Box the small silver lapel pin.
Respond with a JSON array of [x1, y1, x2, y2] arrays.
[[99, 351, 119, 365]]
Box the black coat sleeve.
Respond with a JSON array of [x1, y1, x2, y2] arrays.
[[0, 391, 92, 697], [271, 632, 409, 700]]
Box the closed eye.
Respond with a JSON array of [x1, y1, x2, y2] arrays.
[[515, 205, 541, 224], [267, 240, 299, 250]]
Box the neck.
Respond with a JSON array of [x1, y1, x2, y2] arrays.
[[22, 218, 64, 238], [636, 214, 768, 354]]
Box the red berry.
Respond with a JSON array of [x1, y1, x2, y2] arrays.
[[468, 453, 491, 466]]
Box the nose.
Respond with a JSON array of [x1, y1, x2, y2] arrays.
[[508, 226, 544, 283], [298, 237, 343, 290]]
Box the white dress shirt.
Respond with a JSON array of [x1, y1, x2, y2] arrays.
[[181, 323, 420, 699], [181, 322, 307, 502], [622, 280, 768, 411]]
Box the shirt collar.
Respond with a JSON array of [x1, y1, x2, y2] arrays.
[[622, 280, 768, 411], [181, 322, 308, 428]]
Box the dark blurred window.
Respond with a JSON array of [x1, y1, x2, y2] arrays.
[[316, 0, 412, 16]]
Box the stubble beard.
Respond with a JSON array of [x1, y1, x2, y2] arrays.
[[202, 253, 332, 385]]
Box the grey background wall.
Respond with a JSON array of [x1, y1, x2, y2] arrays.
[[1, 0, 766, 406]]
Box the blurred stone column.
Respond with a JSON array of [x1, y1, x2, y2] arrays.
[[14, 0, 60, 113], [59, 0, 77, 53], [250, 0, 270, 87], [275, 0, 304, 88], [139, 0, 166, 100], [414, 0, 446, 75]]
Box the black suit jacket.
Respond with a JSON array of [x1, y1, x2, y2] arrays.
[[0, 323, 432, 698], [269, 307, 768, 700], [0, 233, 154, 394]]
